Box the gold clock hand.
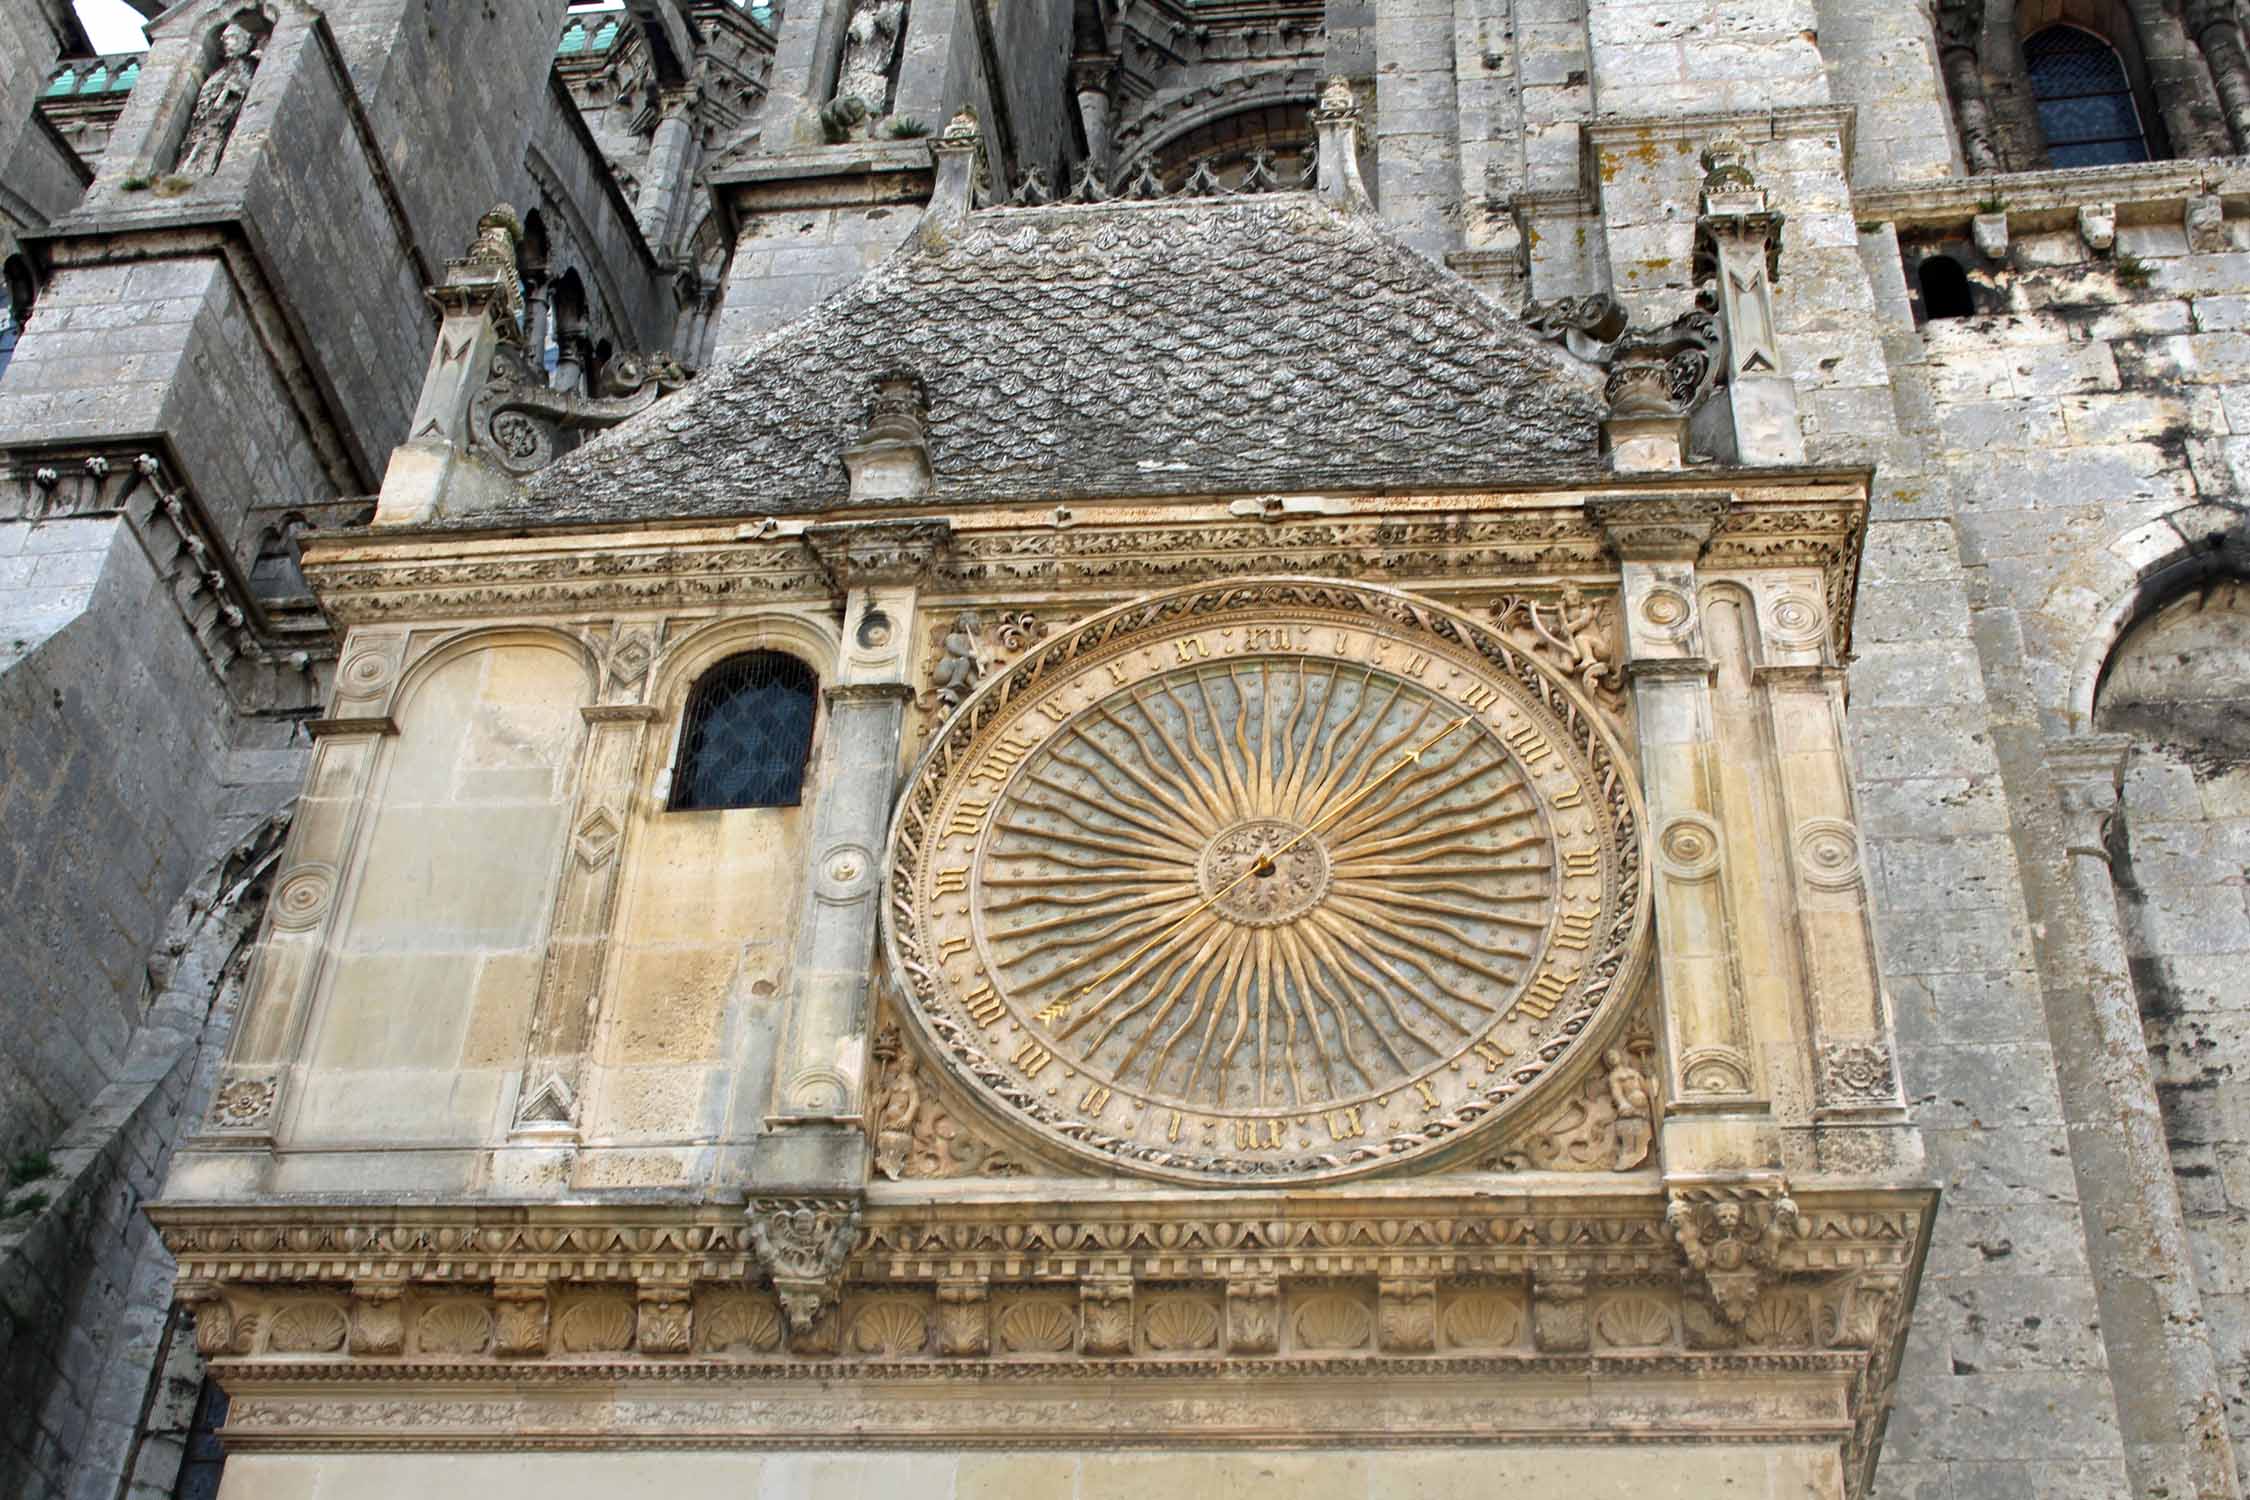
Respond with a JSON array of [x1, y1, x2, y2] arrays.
[[1047, 711, 1476, 1029]]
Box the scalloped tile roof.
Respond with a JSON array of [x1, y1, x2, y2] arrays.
[[508, 193, 1607, 527]]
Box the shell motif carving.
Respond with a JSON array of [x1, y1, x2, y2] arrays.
[[1140, 1294, 1221, 1353], [1592, 1292, 1677, 1351], [697, 1294, 784, 1353], [554, 1295, 636, 1353], [849, 1298, 931, 1357], [1742, 1290, 1813, 1348], [416, 1301, 494, 1356], [1292, 1293, 1375, 1351], [1439, 1291, 1526, 1350], [995, 1297, 1079, 1354], [266, 1301, 350, 1354]]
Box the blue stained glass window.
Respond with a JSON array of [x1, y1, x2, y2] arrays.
[[672, 652, 819, 810], [2025, 26, 2152, 168]]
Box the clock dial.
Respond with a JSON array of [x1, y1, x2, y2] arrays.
[[887, 581, 1647, 1184]]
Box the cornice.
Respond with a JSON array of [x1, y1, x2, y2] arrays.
[[1855, 157, 2236, 236], [298, 482, 1870, 652]]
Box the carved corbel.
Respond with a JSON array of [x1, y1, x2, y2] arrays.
[[492, 1281, 550, 1357], [1666, 1179, 1802, 1326], [179, 1280, 236, 1357], [1377, 1278, 1439, 1354], [1080, 1275, 1134, 1357], [935, 1279, 991, 1357], [1520, 296, 1720, 472], [636, 1281, 694, 1354], [348, 1282, 405, 1356], [1226, 1277, 1280, 1356], [1531, 1266, 1590, 1352], [801, 518, 952, 593], [746, 1195, 862, 1346]]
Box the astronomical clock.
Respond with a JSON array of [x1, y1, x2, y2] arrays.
[[887, 579, 1650, 1181]]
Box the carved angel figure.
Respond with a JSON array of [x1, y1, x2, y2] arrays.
[[869, 1026, 923, 1180], [930, 613, 985, 709], [178, 23, 260, 176], [1493, 587, 1623, 712], [835, 0, 906, 120]]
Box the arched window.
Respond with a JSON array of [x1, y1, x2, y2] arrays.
[[1918, 254, 1976, 320], [2024, 25, 2152, 167], [672, 651, 819, 810]]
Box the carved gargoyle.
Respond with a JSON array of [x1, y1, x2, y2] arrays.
[[468, 347, 693, 477]]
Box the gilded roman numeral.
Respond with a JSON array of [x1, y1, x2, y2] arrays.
[[1105, 660, 1131, 686], [1511, 968, 1572, 1021], [1325, 1106, 1365, 1141], [979, 733, 1035, 782], [936, 934, 971, 961], [1400, 652, 1431, 679], [1233, 1117, 1287, 1151], [1460, 683, 1500, 713], [932, 865, 968, 896], [1167, 1110, 1184, 1143], [1173, 636, 1210, 663], [962, 978, 1004, 1028], [1562, 848, 1599, 883], [1011, 1038, 1055, 1077], [1079, 1084, 1111, 1115], [1472, 1037, 1515, 1069], [945, 797, 991, 839], [1552, 908, 1597, 952], [1033, 997, 1073, 1025], [1504, 722, 1553, 766], [1413, 1078, 1441, 1110], [1551, 783, 1583, 809]]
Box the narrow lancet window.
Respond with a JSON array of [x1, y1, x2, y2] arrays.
[[672, 651, 819, 809], [2025, 25, 2153, 167]]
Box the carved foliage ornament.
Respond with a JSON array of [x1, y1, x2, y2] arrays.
[[886, 579, 1651, 1185]]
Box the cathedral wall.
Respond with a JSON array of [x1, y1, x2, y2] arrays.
[[208, 1443, 1850, 1499], [527, 77, 674, 357], [0, 519, 237, 1163], [1806, 0, 1956, 187], [317, 0, 576, 273]]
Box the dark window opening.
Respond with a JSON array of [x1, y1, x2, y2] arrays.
[[0, 307, 16, 383], [672, 651, 819, 810], [1919, 254, 1976, 320], [2025, 25, 2152, 167], [171, 1378, 228, 1500]]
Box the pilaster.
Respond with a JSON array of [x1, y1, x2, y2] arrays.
[[1588, 495, 1776, 1180]]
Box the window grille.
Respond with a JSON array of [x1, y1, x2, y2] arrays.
[[672, 651, 819, 809], [2025, 25, 2152, 168]]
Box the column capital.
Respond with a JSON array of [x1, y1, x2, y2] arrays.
[[802, 517, 952, 589], [1586, 493, 1730, 562]]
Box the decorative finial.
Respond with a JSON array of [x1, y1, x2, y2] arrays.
[[940, 106, 980, 145], [1317, 75, 1360, 121]]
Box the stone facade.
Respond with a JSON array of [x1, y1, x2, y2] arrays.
[[2, 4, 2249, 1500]]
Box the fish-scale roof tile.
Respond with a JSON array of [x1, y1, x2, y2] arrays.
[[509, 193, 1607, 528]]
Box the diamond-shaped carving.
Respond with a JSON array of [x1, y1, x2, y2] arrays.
[[573, 808, 621, 869]]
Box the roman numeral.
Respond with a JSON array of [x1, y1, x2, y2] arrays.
[[1460, 684, 1499, 713], [1325, 1106, 1365, 1141], [1552, 909, 1597, 952], [1011, 1038, 1055, 1077], [962, 978, 1004, 1028], [936, 934, 971, 961], [1512, 968, 1572, 1021], [1551, 783, 1583, 809], [1079, 1085, 1111, 1115], [1413, 1079, 1440, 1109], [1504, 723, 1553, 766], [1033, 997, 1073, 1025], [1562, 849, 1599, 883], [945, 797, 990, 839], [1472, 1037, 1515, 1069], [933, 865, 968, 895], [1233, 1118, 1287, 1151], [979, 733, 1035, 782]]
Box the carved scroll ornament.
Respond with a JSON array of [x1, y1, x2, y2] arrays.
[[469, 348, 693, 477]]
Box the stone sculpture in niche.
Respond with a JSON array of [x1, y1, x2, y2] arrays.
[[178, 22, 261, 176], [824, 0, 906, 139], [868, 1023, 1022, 1180]]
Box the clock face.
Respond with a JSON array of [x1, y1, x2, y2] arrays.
[[886, 581, 1647, 1184]]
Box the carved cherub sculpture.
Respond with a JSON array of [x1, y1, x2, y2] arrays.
[[178, 23, 261, 176], [1605, 1047, 1654, 1170]]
